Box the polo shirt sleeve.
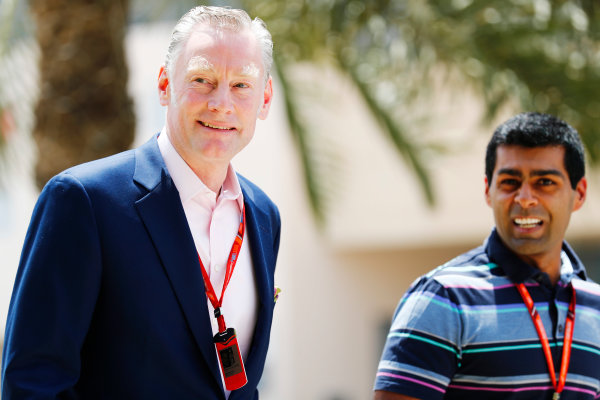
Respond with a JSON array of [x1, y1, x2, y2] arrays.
[[374, 275, 462, 399]]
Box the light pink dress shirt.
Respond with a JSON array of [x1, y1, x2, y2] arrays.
[[157, 131, 258, 397]]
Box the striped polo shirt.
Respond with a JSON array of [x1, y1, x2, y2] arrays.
[[374, 229, 600, 399]]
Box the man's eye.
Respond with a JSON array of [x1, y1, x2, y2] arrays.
[[234, 82, 249, 88], [499, 178, 519, 187], [538, 178, 555, 186]]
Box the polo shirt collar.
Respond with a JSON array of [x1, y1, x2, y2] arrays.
[[485, 228, 587, 285]]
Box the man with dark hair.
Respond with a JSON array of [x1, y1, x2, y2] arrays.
[[374, 112, 600, 399], [485, 112, 585, 191], [2, 5, 280, 399]]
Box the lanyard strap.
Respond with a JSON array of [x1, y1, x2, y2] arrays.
[[515, 282, 576, 398], [198, 207, 246, 333]]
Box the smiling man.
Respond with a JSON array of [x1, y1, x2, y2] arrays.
[[2, 6, 280, 400], [374, 112, 600, 400]]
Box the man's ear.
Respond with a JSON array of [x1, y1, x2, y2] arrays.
[[258, 77, 273, 120], [484, 176, 492, 207], [572, 177, 587, 212], [158, 66, 170, 106]]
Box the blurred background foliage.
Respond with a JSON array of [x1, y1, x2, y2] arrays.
[[1, 0, 134, 189], [30, 0, 134, 189], [238, 0, 600, 220], [0, 0, 599, 221]]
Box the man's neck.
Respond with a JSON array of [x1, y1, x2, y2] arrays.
[[162, 128, 229, 195], [166, 134, 229, 196], [190, 163, 228, 195], [517, 251, 562, 286]]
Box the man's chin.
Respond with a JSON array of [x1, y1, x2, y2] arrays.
[[505, 237, 548, 257]]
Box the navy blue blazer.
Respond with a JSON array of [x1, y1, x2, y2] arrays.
[[1, 136, 281, 399]]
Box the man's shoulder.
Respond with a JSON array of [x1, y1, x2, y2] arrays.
[[573, 275, 600, 298], [411, 242, 506, 293], [63, 148, 136, 183], [41, 147, 145, 204], [428, 243, 494, 278]]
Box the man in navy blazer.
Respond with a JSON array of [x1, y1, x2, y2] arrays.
[[2, 6, 280, 399]]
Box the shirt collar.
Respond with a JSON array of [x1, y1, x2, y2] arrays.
[[220, 165, 244, 210], [157, 128, 243, 210], [485, 228, 587, 285]]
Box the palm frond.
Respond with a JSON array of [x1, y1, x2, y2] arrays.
[[273, 56, 327, 223], [344, 62, 435, 206]]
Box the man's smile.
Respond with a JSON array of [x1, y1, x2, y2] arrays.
[[513, 217, 543, 229], [198, 120, 236, 131]]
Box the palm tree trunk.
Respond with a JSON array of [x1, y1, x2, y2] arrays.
[[31, 0, 134, 189]]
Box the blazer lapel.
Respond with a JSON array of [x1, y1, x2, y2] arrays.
[[234, 180, 276, 395], [132, 137, 223, 389]]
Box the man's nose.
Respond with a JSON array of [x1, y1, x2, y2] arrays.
[[208, 85, 234, 114], [514, 183, 538, 208]]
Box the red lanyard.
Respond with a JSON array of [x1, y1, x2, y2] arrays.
[[515, 282, 576, 400], [198, 207, 245, 333]]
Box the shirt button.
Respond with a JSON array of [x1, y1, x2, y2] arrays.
[[558, 324, 564, 334], [214, 265, 220, 272]]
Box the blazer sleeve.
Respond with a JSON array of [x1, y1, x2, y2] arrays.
[[1, 173, 102, 399]]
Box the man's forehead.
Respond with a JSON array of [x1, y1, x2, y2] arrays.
[[182, 25, 263, 77], [186, 55, 261, 78], [494, 145, 567, 174]]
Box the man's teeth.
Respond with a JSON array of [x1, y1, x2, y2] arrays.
[[514, 218, 541, 228], [201, 121, 232, 130]]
